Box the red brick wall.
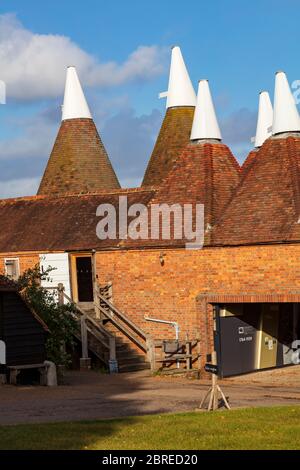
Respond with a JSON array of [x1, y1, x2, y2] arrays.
[[1, 244, 300, 366], [95, 244, 300, 362], [0, 253, 40, 275]]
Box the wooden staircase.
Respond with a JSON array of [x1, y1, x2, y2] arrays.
[[94, 285, 151, 373], [115, 337, 150, 373], [58, 284, 151, 373]]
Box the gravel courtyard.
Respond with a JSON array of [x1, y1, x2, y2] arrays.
[[0, 366, 299, 425]]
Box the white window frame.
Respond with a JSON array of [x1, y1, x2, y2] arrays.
[[4, 258, 20, 280]]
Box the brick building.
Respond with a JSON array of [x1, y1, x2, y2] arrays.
[[1, 51, 300, 377]]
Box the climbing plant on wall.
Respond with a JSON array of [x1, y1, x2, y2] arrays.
[[4, 265, 78, 367]]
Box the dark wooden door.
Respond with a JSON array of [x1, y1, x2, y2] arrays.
[[76, 257, 94, 302]]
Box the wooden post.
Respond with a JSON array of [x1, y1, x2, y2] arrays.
[[109, 336, 116, 361], [211, 351, 218, 410], [94, 288, 101, 320], [80, 315, 91, 370], [160, 340, 164, 368], [196, 331, 201, 371], [108, 336, 118, 373], [58, 283, 64, 306], [81, 316, 88, 359], [57, 284, 66, 361], [146, 337, 156, 371], [186, 334, 191, 370], [91, 251, 100, 319]]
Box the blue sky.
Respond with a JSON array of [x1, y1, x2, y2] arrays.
[[0, 0, 299, 197]]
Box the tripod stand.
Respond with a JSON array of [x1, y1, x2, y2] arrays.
[[200, 370, 230, 411]]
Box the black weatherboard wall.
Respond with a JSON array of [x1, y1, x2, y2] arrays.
[[0, 290, 47, 366]]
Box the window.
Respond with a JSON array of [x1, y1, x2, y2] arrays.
[[4, 258, 20, 281]]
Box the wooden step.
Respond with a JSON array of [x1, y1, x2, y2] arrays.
[[116, 348, 145, 359], [118, 362, 151, 373], [117, 355, 148, 366]]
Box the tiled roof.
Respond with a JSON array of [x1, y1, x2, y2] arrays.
[[0, 189, 156, 252], [38, 118, 120, 195], [142, 107, 195, 187], [212, 135, 300, 246], [127, 141, 240, 248], [241, 149, 259, 174]]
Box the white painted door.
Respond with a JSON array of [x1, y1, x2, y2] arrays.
[[40, 253, 71, 298]]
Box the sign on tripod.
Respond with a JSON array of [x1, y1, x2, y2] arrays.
[[199, 353, 230, 411], [204, 363, 218, 375]]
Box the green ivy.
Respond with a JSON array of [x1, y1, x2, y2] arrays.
[[16, 264, 78, 367]]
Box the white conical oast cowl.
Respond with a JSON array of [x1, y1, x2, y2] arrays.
[[272, 71, 300, 135], [254, 91, 273, 147], [164, 46, 196, 109], [62, 66, 92, 121], [190, 79, 222, 141]]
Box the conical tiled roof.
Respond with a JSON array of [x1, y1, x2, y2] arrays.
[[37, 118, 120, 195], [142, 46, 196, 187], [146, 141, 240, 246], [212, 135, 300, 245], [38, 66, 120, 196], [142, 106, 195, 187], [142, 76, 240, 246]]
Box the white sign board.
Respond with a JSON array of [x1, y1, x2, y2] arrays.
[[40, 253, 71, 299], [0, 341, 6, 365]]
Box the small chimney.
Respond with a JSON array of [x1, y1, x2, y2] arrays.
[[190, 79, 222, 141], [254, 91, 273, 147], [160, 46, 196, 109], [272, 71, 300, 135], [62, 66, 92, 121]]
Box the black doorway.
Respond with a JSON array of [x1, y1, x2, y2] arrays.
[[76, 257, 94, 302]]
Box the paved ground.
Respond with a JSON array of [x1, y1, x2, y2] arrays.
[[0, 366, 300, 425]]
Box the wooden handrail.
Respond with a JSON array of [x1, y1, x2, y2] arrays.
[[62, 291, 114, 339], [95, 302, 147, 352], [49, 286, 116, 365], [45, 284, 150, 368], [84, 321, 110, 350], [96, 291, 148, 341]]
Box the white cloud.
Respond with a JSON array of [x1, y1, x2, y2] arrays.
[[0, 111, 56, 160], [0, 14, 167, 101], [0, 176, 40, 199]]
